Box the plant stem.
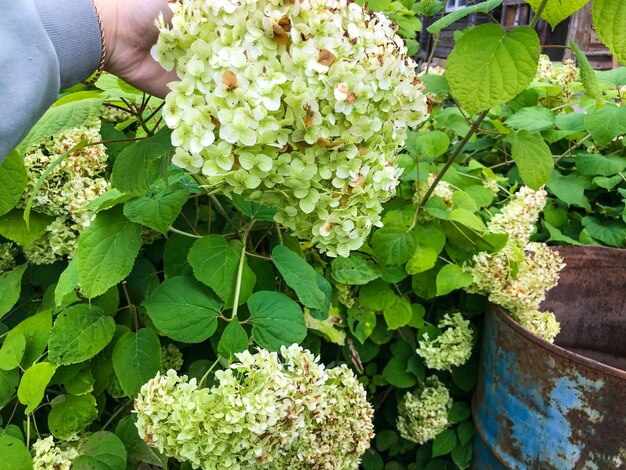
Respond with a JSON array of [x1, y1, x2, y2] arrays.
[[275, 223, 284, 245], [230, 221, 255, 320], [408, 109, 489, 231], [169, 226, 203, 239], [199, 356, 223, 388], [554, 133, 592, 163], [425, 33, 440, 73], [530, 0, 548, 28]]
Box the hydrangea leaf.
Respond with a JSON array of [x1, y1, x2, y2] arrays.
[[447, 24, 540, 115], [371, 227, 415, 266], [272, 245, 331, 311], [432, 428, 457, 457], [451, 440, 473, 469], [188, 235, 256, 307], [347, 307, 377, 344], [18, 362, 57, 414], [506, 106, 555, 133], [143, 276, 223, 343], [546, 171, 592, 210], [248, 291, 307, 351], [48, 304, 116, 365], [55, 257, 79, 307], [0, 333, 25, 371], [73, 432, 128, 470], [2, 310, 52, 367], [0, 435, 32, 470], [436, 264, 473, 296], [0, 264, 27, 319], [527, 0, 589, 28], [427, 0, 502, 33], [584, 104, 626, 146], [581, 216, 626, 247], [0, 369, 19, 407], [217, 319, 249, 360], [331, 253, 382, 285], [0, 209, 53, 247], [382, 355, 416, 388], [115, 416, 164, 467], [0, 151, 27, 217], [123, 184, 190, 234], [510, 131, 554, 190], [383, 297, 413, 330], [163, 235, 194, 279], [112, 329, 162, 397], [592, 0, 626, 65], [76, 207, 142, 299], [48, 393, 98, 440]]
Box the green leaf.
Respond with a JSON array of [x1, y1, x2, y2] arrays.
[[123, 185, 189, 233], [304, 311, 346, 345], [112, 329, 162, 397], [248, 291, 307, 351], [406, 244, 439, 274], [596, 67, 626, 87], [546, 171, 591, 209], [581, 216, 626, 247], [0, 151, 27, 217], [421, 74, 450, 98], [347, 307, 377, 344], [0, 435, 32, 470], [83, 188, 134, 213], [0, 209, 52, 246], [451, 441, 473, 469], [2, 310, 52, 367], [383, 296, 413, 330], [414, 131, 450, 158], [143, 276, 223, 343], [0, 369, 19, 407], [331, 253, 382, 285], [447, 209, 487, 233], [48, 393, 98, 440], [543, 221, 581, 245], [570, 41, 603, 106], [231, 194, 277, 221], [18, 362, 57, 414], [457, 420, 475, 445], [218, 318, 249, 359], [432, 428, 458, 457], [163, 235, 194, 279], [376, 430, 400, 452], [447, 25, 540, 115], [115, 416, 164, 467], [592, 0, 626, 65], [73, 431, 127, 470], [584, 104, 626, 146], [188, 235, 256, 307], [0, 264, 27, 319], [76, 207, 142, 298], [436, 264, 473, 296], [427, 0, 502, 33], [111, 131, 172, 195], [506, 107, 555, 133], [510, 132, 554, 190], [575, 154, 626, 176], [17, 98, 104, 152], [371, 227, 415, 265], [272, 245, 329, 311], [527, 0, 589, 28], [448, 402, 471, 423], [359, 279, 397, 311], [0, 334, 25, 370], [48, 304, 116, 365], [55, 258, 79, 306], [382, 355, 416, 388]]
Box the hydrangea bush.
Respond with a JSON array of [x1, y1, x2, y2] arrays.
[[153, 0, 429, 256]]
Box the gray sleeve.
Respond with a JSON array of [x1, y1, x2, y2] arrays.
[[0, 0, 101, 161]]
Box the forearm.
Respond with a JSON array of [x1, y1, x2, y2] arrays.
[[0, 0, 101, 160]]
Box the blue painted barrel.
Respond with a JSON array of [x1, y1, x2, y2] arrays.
[[472, 246, 626, 469]]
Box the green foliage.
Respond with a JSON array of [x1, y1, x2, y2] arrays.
[[592, 0, 626, 65], [248, 291, 307, 351], [112, 329, 162, 397], [0, 435, 32, 470], [510, 132, 554, 189], [0, 151, 27, 217], [427, 0, 502, 33], [526, 0, 589, 28], [73, 432, 128, 470]]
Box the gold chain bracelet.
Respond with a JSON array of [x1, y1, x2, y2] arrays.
[[85, 0, 107, 85]]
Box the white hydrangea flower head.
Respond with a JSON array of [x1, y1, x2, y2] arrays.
[[417, 312, 474, 371], [396, 376, 452, 444], [19, 119, 110, 264], [534, 55, 578, 105], [134, 345, 374, 468], [31, 436, 80, 470], [514, 309, 561, 343], [154, 0, 429, 256]]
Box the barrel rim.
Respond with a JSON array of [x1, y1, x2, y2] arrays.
[[489, 304, 626, 381], [551, 244, 626, 267]]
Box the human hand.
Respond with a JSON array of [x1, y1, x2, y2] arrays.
[[94, 0, 178, 98]]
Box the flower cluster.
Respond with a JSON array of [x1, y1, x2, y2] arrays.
[[31, 436, 80, 470], [417, 313, 474, 371], [161, 343, 184, 371], [396, 376, 452, 444], [154, 0, 429, 256], [0, 242, 17, 273], [414, 173, 454, 208], [534, 55, 578, 105], [465, 187, 565, 342], [134, 345, 374, 468], [19, 120, 109, 264]]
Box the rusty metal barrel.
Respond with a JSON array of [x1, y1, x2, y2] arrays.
[[472, 246, 626, 469]]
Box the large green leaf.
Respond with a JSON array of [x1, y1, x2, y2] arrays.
[[76, 207, 142, 298], [115, 416, 164, 467], [0, 334, 25, 371], [436, 264, 473, 296], [17, 98, 104, 152], [112, 329, 161, 397], [123, 185, 189, 234], [0, 209, 52, 246], [0, 369, 19, 407], [446, 25, 540, 115], [510, 132, 554, 190], [527, 0, 589, 28], [546, 171, 591, 210], [163, 235, 194, 279], [584, 104, 626, 146], [217, 318, 249, 360], [427, 0, 502, 33], [432, 428, 458, 457], [0, 264, 27, 319], [188, 235, 256, 307], [371, 226, 415, 265], [383, 297, 413, 330], [18, 362, 57, 414], [593, 0, 626, 65], [0, 435, 32, 470], [248, 291, 307, 351], [48, 304, 116, 365], [55, 257, 79, 306], [575, 154, 626, 176], [331, 253, 382, 285], [1, 310, 51, 367], [581, 216, 626, 247], [143, 276, 223, 343], [73, 431, 128, 470], [272, 245, 330, 310], [0, 151, 27, 217], [506, 107, 555, 133], [48, 393, 98, 440]]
